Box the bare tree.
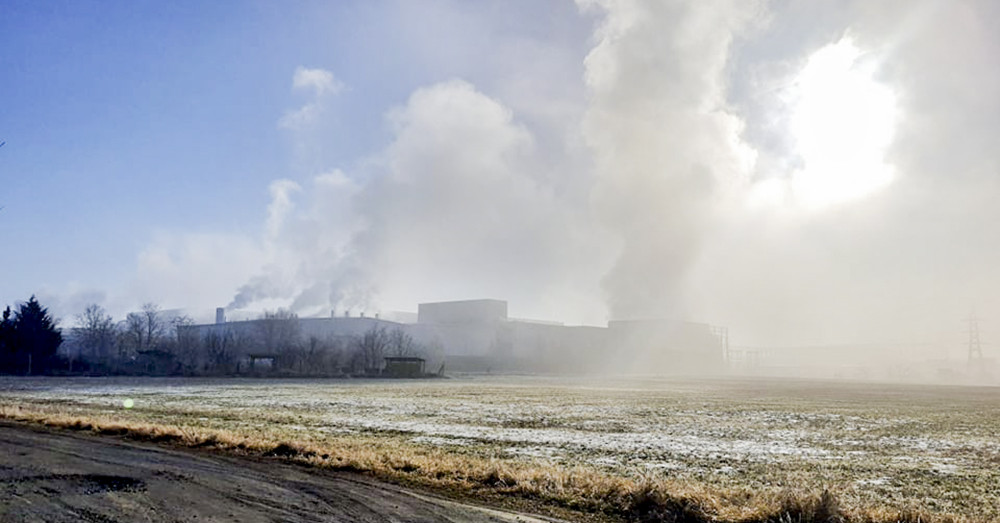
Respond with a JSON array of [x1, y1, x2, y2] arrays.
[[119, 313, 145, 363], [171, 315, 195, 341], [255, 309, 301, 371], [168, 315, 199, 374], [141, 302, 166, 349], [387, 328, 420, 357], [74, 304, 117, 368], [300, 335, 342, 375], [120, 303, 166, 354], [355, 325, 389, 374], [325, 336, 347, 374], [203, 328, 239, 374]]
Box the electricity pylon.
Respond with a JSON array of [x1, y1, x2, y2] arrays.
[[967, 314, 983, 365]]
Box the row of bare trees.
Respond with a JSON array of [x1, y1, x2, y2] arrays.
[[244, 310, 423, 375], [356, 325, 421, 372], [67, 304, 426, 376], [68, 303, 195, 373]]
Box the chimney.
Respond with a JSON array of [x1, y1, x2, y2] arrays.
[[215, 307, 226, 324], [331, 309, 336, 319], [360, 311, 366, 318]]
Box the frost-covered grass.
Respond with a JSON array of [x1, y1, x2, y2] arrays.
[[1, 375, 997, 521]]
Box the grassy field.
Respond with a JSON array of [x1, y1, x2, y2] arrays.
[[1, 375, 997, 522]]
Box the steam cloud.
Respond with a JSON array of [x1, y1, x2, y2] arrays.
[[224, 1, 762, 323], [227, 80, 597, 320], [580, 0, 758, 320], [123, 0, 999, 353]]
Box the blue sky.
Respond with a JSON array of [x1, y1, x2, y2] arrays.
[[4, 1, 301, 289], [2, 1, 998, 351], [1, 0, 591, 314]]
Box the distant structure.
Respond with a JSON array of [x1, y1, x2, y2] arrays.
[[967, 313, 983, 365], [384, 356, 426, 378], [180, 298, 728, 375]]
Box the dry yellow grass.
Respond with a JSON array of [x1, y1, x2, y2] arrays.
[[0, 402, 982, 523]]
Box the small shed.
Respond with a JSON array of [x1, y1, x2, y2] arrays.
[[383, 357, 426, 378], [248, 353, 279, 372]]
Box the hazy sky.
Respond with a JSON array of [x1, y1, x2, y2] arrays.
[[2, 0, 997, 351]]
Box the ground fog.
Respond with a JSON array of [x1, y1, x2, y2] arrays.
[[2, 376, 997, 519]]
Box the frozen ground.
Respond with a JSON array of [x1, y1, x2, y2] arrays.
[[0, 421, 554, 523], [2, 375, 998, 517]]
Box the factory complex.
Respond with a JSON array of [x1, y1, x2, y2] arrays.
[[181, 299, 728, 374]]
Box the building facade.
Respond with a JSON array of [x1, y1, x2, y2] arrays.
[[180, 299, 727, 374]]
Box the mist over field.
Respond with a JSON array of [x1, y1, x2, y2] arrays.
[[4, 375, 999, 521], [2, 0, 999, 376]]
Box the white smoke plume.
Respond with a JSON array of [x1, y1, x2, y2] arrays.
[[227, 79, 606, 321], [121, 0, 1000, 355], [224, 2, 763, 323], [579, 0, 759, 320]]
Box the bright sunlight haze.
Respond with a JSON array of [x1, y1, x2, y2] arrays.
[[789, 37, 897, 209]]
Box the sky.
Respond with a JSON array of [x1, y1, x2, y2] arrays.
[[1, 0, 998, 353]]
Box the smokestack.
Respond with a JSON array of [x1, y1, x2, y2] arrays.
[[331, 309, 336, 319], [345, 309, 350, 318], [360, 311, 366, 318], [215, 307, 226, 324]]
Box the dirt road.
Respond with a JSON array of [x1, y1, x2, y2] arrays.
[[0, 422, 556, 523]]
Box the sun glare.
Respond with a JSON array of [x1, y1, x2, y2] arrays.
[[788, 38, 897, 208]]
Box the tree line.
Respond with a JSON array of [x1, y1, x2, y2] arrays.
[[190, 309, 425, 376], [0, 296, 427, 376]]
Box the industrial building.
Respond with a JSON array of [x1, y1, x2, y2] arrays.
[[180, 299, 728, 375]]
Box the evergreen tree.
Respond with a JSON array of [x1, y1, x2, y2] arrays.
[[0, 306, 13, 373], [11, 296, 63, 374]]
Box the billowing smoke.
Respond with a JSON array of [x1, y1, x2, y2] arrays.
[[128, 0, 999, 360], [579, 0, 759, 320], [226, 170, 364, 313], [226, 80, 604, 321], [223, 2, 763, 323]]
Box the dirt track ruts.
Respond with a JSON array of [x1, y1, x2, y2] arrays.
[[0, 422, 559, 523]]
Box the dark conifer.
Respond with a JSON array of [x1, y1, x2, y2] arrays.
[[0, 306, 13, 373], [10, 296, 63, 374]]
